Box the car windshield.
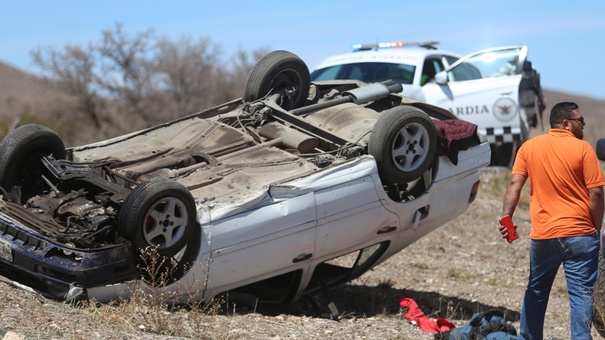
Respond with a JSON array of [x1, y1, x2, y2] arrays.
[[311, 62, 416, 85]]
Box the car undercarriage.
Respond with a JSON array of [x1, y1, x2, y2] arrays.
[[0, 50, 489, 303]]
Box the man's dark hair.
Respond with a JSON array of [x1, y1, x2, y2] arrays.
[[550, 102, 579, 127]]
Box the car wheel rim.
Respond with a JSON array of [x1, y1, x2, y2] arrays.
[[143, 196, 189, 249], [391, 122, 430, 172]]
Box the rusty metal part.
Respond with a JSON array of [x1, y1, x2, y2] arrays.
[[259, 122, 318, 153]]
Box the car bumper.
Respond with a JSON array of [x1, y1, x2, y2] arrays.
[[0, 214, 139, 300]]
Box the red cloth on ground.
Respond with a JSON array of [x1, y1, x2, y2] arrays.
[[399, 297, 456, 333]]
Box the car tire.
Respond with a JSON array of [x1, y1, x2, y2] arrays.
[[0, 124, 66, 203], [243, 50, 310, 110], [119, 178, 197, 260], [593, 245, 605, 337], [368, 106, 438, 184]]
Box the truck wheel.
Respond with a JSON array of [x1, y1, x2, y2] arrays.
[[0, 124, 65, 203], [369, 106, 438, 184], [490, 141, 518, 167], [244, 50, 310, 110]]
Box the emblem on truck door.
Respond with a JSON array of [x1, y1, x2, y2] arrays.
[[493, 98, 517, 122]]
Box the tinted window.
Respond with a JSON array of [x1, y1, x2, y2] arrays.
[[449, 62, 483, 81], [311, 62, 416, 85], [421, 57, 449, 85], [447, 47, 523, 82], [443, 55, 458, 67]]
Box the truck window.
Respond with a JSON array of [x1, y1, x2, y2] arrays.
[[447, 47, 523, 82]]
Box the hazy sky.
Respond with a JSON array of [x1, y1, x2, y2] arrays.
[[2, 0, 604, 99]]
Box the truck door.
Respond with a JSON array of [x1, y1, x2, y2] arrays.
[[422, 45, 529, 166]]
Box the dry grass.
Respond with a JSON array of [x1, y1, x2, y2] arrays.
[[0, 162, 603, 340], [87, 247, 225, 338]]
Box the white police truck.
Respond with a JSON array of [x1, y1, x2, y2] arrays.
[[311, 42, 540, 166]]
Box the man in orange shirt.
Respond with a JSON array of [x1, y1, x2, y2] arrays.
[[501, 102, 605, 339]]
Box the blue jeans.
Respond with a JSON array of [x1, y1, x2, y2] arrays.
[[520, 232, 599, 340]]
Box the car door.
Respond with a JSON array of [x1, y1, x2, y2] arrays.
[[205, 193, 317, 293], [422, 45, 529, 144]]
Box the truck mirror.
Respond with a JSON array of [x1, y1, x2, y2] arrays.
[[434, 71, 448, 85]]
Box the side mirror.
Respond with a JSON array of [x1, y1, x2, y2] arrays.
[[597, 138, 605, 161], [434, 71, 448, 85]]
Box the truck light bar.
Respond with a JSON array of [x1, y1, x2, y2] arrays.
[[351, 41, 439, 51]]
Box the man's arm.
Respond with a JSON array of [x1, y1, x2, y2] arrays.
[[499, 174, 528, 241], [588, 186, 604, 231], [502, 174, 527, 218]]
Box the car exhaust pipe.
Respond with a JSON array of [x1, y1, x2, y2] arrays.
[[259, 122, 318, 153], [289, 80, 403, 116], [342, 80, 403, 104]]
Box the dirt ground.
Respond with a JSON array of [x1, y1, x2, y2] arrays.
[[0, 167, 602, 339]]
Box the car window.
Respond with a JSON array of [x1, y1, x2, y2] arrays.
[[304, 241, 390, 295], [449, 62, 483, 81], [443, 55, 458, 67], [311, 62, 416, 85], [447, 47, 523, 82], [421, 57, 449, 85]]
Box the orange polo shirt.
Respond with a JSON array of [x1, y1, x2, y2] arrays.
[[512, 129, 605, 240]]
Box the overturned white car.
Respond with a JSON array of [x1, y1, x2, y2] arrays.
[[0, 50, 490, 304]]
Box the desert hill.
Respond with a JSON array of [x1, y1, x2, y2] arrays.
[[0, 61, 72, 120], [1, 61, 603, 146], [541, 89, 605, 147]]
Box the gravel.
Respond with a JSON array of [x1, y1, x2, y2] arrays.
[[0, 167, 601, 339]]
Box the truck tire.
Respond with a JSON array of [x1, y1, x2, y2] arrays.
[[490, 141, 518, 168]]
